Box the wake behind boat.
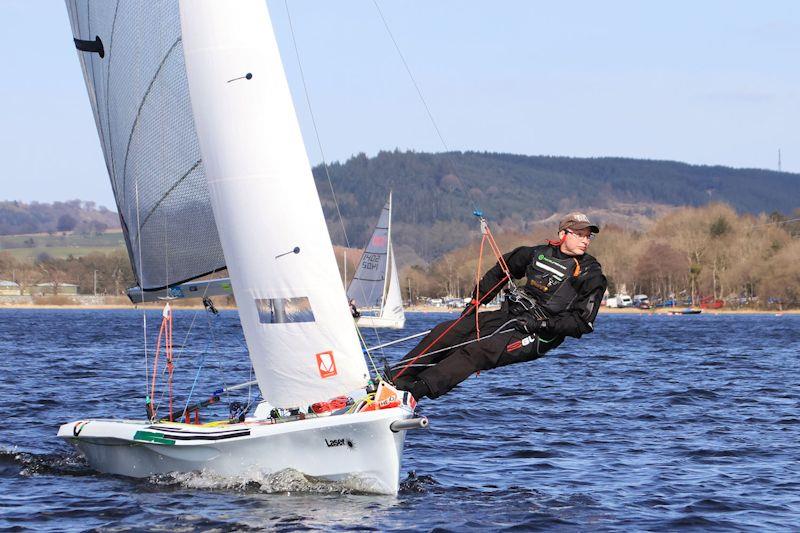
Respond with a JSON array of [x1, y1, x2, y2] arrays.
[[59, 0, 424, 494]]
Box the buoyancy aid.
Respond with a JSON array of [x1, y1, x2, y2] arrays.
[[523, 246, 582, 315]]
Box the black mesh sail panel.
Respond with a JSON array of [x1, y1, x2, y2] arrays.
[[65, 1, 226, 291]]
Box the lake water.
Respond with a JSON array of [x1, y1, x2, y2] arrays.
[[0, 309, 798, 531]]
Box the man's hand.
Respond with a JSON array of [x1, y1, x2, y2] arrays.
[[460, 299, 478, 317], [514, 315, 544, 334]]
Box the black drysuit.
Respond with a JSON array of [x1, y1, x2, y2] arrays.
[[394, 244, 607, 399]]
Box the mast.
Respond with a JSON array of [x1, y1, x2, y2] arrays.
[[380, 191, 393, 316]]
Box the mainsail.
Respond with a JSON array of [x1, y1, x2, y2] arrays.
[[65, 2, 225, 291], [179, 0, 370, 406], [382, 241, 405, 323]]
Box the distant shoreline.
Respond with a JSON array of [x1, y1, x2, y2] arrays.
[[0, 302, 795, 315]]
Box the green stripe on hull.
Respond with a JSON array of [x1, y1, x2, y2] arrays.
[[133, 430, 175, 445]]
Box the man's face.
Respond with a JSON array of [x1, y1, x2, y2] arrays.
[[559, 227, 593, 256]]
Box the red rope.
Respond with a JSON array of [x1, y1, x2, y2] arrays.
[[394, 274, 509, 379]]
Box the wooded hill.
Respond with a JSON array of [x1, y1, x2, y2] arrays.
[[0, 200, 119, 236], [313, 151, 800, 263], [2, 151, 797, 267]]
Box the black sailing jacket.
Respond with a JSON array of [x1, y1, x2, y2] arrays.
[[474, 244, 607, 339]]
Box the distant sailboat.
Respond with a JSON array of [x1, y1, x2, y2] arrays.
[[347, 193, 406, 329]]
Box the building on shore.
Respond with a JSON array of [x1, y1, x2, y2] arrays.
[[28, 282, 79, 296], [0, 281, 21, 296]]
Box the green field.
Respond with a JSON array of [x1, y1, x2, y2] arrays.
[[0, 231, 126, 262]]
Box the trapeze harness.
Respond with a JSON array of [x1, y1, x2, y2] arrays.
[[502, 245, 583, 357], [516, 246, 582, 315]]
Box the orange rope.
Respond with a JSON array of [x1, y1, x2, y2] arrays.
[[393, 274, 509, 379], [474, 234, 486, 339], [149, 320, 165, 411], [484, 223, 511, 277], [148, 305, 174, 421], [166, 310, 173, 421]]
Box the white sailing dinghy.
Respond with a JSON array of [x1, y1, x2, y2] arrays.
[[347, 193, 406, 329], [58, 0, 424, 494]]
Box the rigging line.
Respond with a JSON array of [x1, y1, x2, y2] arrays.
[[126, 5, 150, 399], [393, 273, 509, 378], [284, 0, 388, 350], [180, 316, 214, 419], [371, 0, 448, 153], [178, 328, 210, 420], [355, 323, 381, 379], [283, 0, 349, 250], [371, 0, 480, 215], [365, 328, 431, 351], [390, 322, 518, 368], [172, 279, 215, 365], [204, 307, 227, 395], [134, 177, 149, 396]]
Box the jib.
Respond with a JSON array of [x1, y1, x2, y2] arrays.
[[325, 438, 345, 447]]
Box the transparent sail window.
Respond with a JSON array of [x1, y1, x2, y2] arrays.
[[255, 297, 315, 324]]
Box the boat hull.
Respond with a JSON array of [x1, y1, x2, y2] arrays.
[[356, 315, 405, 329], [668, 308, 702, 315], [58, 407, 413, 494]]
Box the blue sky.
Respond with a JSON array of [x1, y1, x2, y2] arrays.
[[1, 1, 798, 209]]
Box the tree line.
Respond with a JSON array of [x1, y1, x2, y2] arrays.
[[398, 203, 800, 309], [2, 202, 798, 309], [0, 250, 133, 296]]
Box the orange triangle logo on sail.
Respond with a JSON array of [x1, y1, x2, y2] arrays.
[[316, 351, 337, 378]]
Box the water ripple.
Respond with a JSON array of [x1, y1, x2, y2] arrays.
[[0, 310, 798, 530]]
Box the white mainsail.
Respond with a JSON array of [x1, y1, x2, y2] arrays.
[[383, 241, 405, 322], [179, 0, 369, 407]]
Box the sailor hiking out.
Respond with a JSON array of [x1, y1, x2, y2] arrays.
[[392, 212, 607, 400]]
